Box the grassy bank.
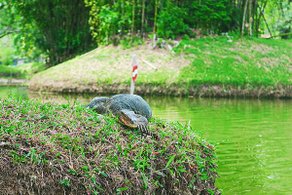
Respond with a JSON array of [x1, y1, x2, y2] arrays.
[[0, 97, 218, 194], [176, 37, 291, 86], [29, 37, 292, 97], [0, 65, 26, 79], [0, 35, 45, 80], [0, 37, 25, 79], [0, 62, 45, 81], [0, 65, 28, 86]]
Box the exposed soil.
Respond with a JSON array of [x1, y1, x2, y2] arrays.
[[0, 78, 27, 86], [29, 83, 292, 98]]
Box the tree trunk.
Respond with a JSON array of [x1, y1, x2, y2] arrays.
[[141, 0, 145, 37], [255, 0, 268, 36], [241, 0, 249, 36], [119, 0, 124, 36], [248, 0, 253, 36], [253, 0, 258, 36], [131, 0, 135, 37], [153, 0, 159, 34], [261, 10, 273, 37]]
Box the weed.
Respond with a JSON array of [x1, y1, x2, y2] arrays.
[[59, 178, 71, 188]]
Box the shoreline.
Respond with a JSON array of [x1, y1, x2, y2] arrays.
[[0, 78, 27, 86], [27, 38, 291, 99], [28, 83, 292, 98]]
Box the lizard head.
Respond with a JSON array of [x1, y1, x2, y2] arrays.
[[118, 109, 149, 135]]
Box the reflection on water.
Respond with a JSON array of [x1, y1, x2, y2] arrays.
[[1, 86, 292, 194]]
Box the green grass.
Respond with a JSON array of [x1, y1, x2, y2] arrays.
[[16, 62, 46, 78], [175, 37, 292, 86], [29, 45, 190, 92], [0, 63, 45, 79], [29, 37, 291, 96], [0, 97, 218, 194], [0, 47, 14, 66], [0, 36, 45, 79]]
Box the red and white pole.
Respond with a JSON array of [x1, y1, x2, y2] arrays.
[[130, 55, 138, 94]]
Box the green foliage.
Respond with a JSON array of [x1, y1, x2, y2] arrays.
[[277, 1, 292, 39], [0, 37, 15, 66], [86, 1, 133, 45], [1, 0, 93, 66], [85, 0, 133, 45], [0, 1, 43, 60], [187, 0, 230, 33], [59, 178, 71, 188], [0, 65, 25, 78], [13, 22, 43, 60], [264, 0, 292, 38], [84, 0, 291, 42], [0, 47, 14, 65], [92, 5, 119, 44], [157, 2, 189, 39], [84, 0, 236, 44], [0, 1, 19, 37], [1, 0, 291, 67], [120, 36, 144, 48]]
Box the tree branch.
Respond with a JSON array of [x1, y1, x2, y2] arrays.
[[0, 30, 16, 38]]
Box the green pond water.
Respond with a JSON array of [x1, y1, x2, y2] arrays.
[[1, 86, 292, 194]]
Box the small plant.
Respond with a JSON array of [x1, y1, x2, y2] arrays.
[[120, 36, 144, 49], [10, 151, 27, 163], [59, 178, 71, 188]]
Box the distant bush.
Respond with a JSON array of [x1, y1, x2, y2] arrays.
[[0, 65, 25, 78], [31, 62, 46, 74], [157, 3, 189, 39], [120, 36, 144, 49], [0, 48, 14, 66]]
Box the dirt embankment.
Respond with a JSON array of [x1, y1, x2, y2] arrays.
[[29, 83, 292, 98], [0, 78, 27, 86]]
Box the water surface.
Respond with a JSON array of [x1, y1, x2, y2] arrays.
[[1, 86, 292, 194]]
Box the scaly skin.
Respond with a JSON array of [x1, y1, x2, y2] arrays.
[[87, 94, 152, 136]]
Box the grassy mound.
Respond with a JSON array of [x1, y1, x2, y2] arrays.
[[29, 44, 190, 92], [0, 98, 218, 194], [28, 37, 291, 97]]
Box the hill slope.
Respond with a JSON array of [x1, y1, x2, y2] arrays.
[[29, 43, 190, 93], [29, 37, 292, 97]]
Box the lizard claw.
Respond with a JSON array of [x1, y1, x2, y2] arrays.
[[138, 124, 152, 137]]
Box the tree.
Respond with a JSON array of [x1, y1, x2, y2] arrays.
[[2, 0, 94, 67], [0, 0, 42, 59]]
